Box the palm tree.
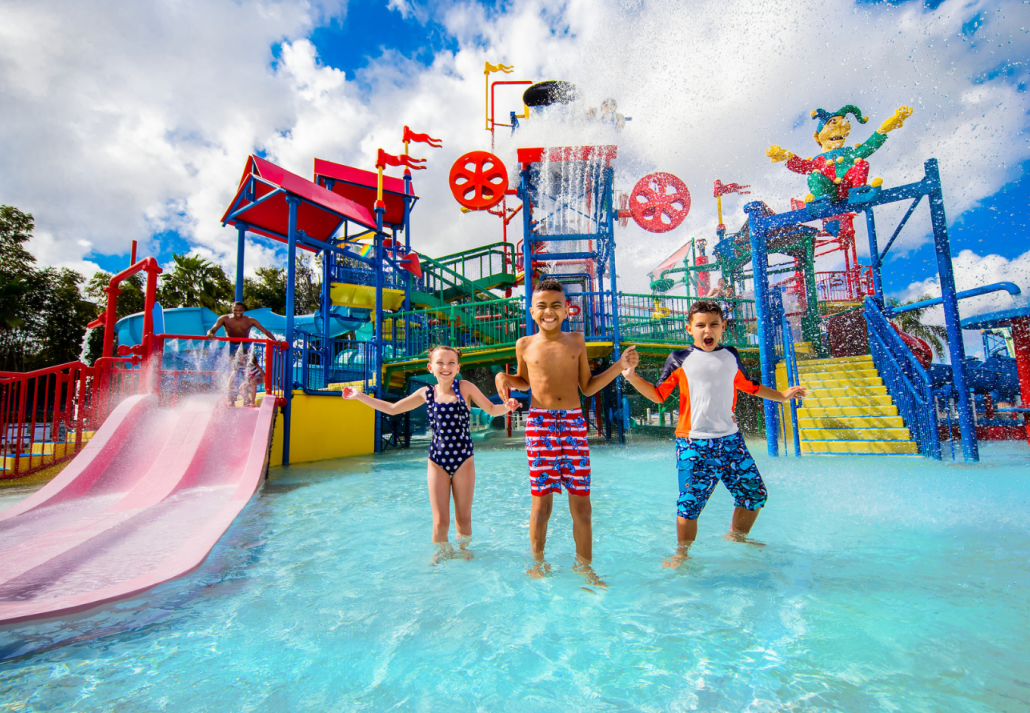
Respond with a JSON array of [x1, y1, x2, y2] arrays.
[[888, 294, 948, 358], [159, 253, 234, 312]]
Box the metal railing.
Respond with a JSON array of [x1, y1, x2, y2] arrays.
[[816, 268, 874, 303], [384, 297, 525, 361], [328, 264, 405, 290], [298, 336, 371, 394], [618, 293, 757, 348], [431, 242, 517, 285], [0, 361, 97, 479], [154, 335, 289, 406], [864, 297, 940, 458], [773, 289, 803, 456]]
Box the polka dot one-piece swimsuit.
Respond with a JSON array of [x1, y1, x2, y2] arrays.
[[426, 382, 474, 476]]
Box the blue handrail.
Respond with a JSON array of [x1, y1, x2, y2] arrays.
[[780, 295, 803, 457], [864, 297, 941, 459]]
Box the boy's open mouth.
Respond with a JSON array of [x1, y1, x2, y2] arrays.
[[703, 337, 715, 346]]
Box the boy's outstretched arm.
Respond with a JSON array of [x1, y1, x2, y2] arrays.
[[580, 343, 638, 397], [342, 386, 427, 415], [461, 381, 520, 417], [494, 338, 530, 400], [754, 385, 807, 403], [206, 316, 226, 337], [621, 363, 664, 404]]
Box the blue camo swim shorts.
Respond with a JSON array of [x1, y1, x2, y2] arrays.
[[674, 432, 767, 520]]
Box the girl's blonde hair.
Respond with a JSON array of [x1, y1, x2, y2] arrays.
[[427, 345, 461, 361]]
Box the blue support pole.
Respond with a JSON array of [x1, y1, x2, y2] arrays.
[[403, 173, 413, 313], [925, 159, 978, 462], [234, 224, 246, 303], [865, 209, 885, 307], [321, 248, 331, 388], [373, 205, 386, 453], [520, 164, 535, 336], [745, 201, 780, 457], [374, 206, 385, 397], [283, 196, 299, 466]]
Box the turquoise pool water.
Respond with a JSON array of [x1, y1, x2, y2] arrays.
[[1, 437, 1028, 711]]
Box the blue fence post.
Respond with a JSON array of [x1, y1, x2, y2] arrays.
[[745, 201, 779, 456], [864, 209, 885, 308], [283, 196, 299, 466], [234, 223, 246, 304], [925, 159, 978, 462]]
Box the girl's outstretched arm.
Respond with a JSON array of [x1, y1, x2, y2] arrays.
[[342, 386, 427, 415], [460, 381, 520, 417]]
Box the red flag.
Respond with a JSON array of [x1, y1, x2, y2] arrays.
[[403, 126, 442, 148], [713, 179, 751, 197], [377, 149, 426, 171]]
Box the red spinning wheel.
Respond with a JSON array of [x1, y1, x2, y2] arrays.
[[449, 151, 508, 210], [630, 172, 690, 233]]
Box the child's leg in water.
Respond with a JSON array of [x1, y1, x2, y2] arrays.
[[426, 461, 453, 544], [450, 458, 475, 559], [526, 494, 554, 577]]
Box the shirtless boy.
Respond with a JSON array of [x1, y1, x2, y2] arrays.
[[621, 300, 805, 567], [207, 302, 277, 345], [495, 280, 639, 576], [208, 302, 277, 406]]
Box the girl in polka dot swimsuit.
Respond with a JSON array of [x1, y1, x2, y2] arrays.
[[343, 346, 519, 548]]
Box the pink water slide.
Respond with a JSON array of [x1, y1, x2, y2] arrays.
[[0, 394, 276, 625]]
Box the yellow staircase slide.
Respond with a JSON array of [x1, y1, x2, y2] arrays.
[[776, 354, 918, 455]]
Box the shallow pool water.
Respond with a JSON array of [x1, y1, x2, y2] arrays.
[[1, 436, 1028, 712]]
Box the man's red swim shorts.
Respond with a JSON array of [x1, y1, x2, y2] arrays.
[[525, 408, 590, 496]]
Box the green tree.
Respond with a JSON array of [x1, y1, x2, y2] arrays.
[[243, 266, 287, 313], [240, 254, 323, 315], [85, 271, 146, 321], [34, 268, 95, 367], [0, 274, 31, 330], [0, 205, 37, 277], [889, 294, 949, 358], [158, 253, 234, 312]]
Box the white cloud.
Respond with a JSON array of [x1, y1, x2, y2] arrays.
[[1, 0, 1028, 297], [896, 248, 1030, 358]]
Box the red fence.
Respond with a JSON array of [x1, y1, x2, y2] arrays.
[[0, 357, 142, 480], [0, 336, 288, 481], [816, 268, 875, 303]]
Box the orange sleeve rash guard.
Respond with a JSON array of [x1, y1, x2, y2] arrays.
[[654, 345, 762, 439]]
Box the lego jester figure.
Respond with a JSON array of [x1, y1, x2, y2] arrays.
[[766, 104, 913, 203]]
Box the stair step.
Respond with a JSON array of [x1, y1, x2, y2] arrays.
[[797, 355, 873, 370], [800, 427, 912, 441], [782, 366, 880, 379], [801, 440, 919, 455], [809, 385, 888, 397], [800, 376, 883, 389], [799, 406, 901, 419], [802, 395, 895, 408], [798, 415, 905, 428]]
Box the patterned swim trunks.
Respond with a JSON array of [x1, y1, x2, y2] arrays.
[[525, 408, 590, 496], [675, 432, 767, 520]]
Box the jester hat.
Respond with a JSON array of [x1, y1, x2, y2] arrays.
[[810, 105, 868, 132]]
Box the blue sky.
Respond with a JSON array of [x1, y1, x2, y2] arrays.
[[3, 0, 1028, 322]]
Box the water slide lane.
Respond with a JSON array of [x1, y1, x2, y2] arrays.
[[0, 394, 276, 625]]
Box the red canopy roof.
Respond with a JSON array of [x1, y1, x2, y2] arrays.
[[221, 156, 377, 248], [313, 159, 415, 227]]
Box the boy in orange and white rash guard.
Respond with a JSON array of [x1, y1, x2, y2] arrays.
[[622, 300, 805, 566]]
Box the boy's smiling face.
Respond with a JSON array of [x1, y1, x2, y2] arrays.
[[530, 289, 567, 333], [689, 310, 724, 351]]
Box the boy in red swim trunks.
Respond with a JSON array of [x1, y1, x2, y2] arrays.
[[495, 280, 638, 577]]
